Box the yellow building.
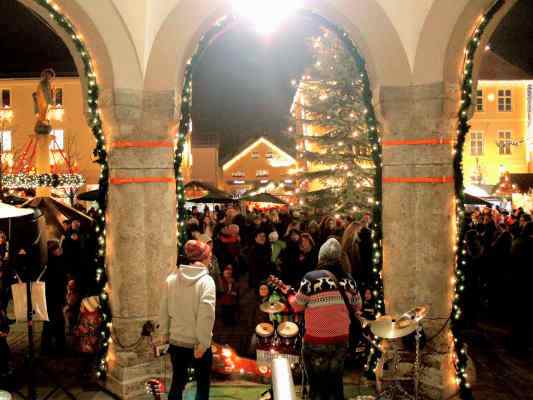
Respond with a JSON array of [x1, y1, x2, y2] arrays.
[[464, 52, 533, 189], [0, 77, 99, 186], [221, 136, 297, 197]]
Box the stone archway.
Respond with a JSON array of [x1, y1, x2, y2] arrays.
[[386, 1, 522, 398], [143, 0, 412, 93], [14, 0, 141, 387], [143, 0, 412, 394]]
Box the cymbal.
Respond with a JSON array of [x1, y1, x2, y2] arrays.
[[259, 301, 285, 314], [369, 315, 417, 339]]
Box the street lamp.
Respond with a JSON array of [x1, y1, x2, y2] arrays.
[[233, 0, 304, 34]]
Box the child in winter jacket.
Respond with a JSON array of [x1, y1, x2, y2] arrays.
[[219, 266, 239, 325]]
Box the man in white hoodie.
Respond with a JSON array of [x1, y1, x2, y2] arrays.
[[160, 240, 216, 400]]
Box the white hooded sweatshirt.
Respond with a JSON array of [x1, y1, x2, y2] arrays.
[[159, 264, 216, 350]]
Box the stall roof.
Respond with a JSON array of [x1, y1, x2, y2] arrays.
[[185, 180, 233, 203], [240, 192, 288, 205]]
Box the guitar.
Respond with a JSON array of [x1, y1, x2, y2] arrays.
[[267, 275, 294, 296], [145, 378, 164, 400]]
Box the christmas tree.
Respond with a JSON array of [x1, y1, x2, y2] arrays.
[[289, 28, 375, 214]]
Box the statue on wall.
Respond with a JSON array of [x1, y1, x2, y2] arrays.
[[33, 68, 55, 134]]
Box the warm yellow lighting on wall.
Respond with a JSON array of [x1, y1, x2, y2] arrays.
[[0, 107, 14, 123]]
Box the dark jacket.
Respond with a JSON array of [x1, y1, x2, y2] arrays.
[[42, 254, 67, 308], [248, 243, 273, 289]]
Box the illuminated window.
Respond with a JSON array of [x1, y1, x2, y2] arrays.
[[54, 88, 63, 106], [470, 132, 483, 156], [497, 89, 511, 112], [251, 151, 260, 159], [50, 129, 64, 150], [498, 131, 512, 155], [256, 169, 269, 177], [231, 171, 245, 178], [475, 89, 483, 112], [1, 89, 10, 107], [0, 130, 12, 152]]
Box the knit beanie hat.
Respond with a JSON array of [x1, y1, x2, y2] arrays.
[[318, 238, 342, 266], [268, 231, 279, 242], [185, 240, 212, 262], [222, 224, 240, 237]]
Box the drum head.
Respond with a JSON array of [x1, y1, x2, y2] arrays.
[[277, 321, 299, 338], [256, 322, 274, 337]]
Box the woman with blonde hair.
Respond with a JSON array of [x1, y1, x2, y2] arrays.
[[340, 221, 363, 278]]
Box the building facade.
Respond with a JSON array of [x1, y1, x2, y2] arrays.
[[189, 133, 221, 187], [463, 53, 533, 188], [0, 77, 99, 186], [221, 136, 297, 198]]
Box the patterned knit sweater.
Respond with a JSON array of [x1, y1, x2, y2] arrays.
[[288, 269, 361, 345]]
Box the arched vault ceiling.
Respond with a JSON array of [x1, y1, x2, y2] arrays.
[[375, 0, 436, 73], [142, 0, 413, 91]]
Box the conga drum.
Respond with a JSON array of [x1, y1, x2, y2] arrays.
[[255, 322, 275, 351], [276, 321, 299, 354]]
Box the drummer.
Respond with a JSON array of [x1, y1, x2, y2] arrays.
[[258, 283, 283, 324], [276, 238, 361, 400]]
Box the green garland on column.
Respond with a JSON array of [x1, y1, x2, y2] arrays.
[[174, 10, 385, 376], [453, 1, 504, 398], [175, 15, 238, 254], [33, 0, 111, 380]]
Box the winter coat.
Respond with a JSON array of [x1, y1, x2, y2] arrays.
[[42, 254, 67, 308], [248, 244, 273, 289], [159, 264, 216, 350], [271, 240, 286, 266]]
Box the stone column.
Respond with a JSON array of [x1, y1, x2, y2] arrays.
[[102, 89, 177, 398], [377, 83, 460, 399]]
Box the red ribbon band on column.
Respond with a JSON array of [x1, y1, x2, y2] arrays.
[[383, 176, 454, 184], [110, 177, 174, 185], [111, 140, 174, 149], [382, 138, 452, 147]]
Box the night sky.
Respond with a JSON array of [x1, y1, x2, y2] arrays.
[[1, 0, 533, 159]]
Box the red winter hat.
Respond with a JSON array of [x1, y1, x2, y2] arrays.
[[184, 240, 212, 262]]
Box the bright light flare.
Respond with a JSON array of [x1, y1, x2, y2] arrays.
[[233, 0, 303, 34]]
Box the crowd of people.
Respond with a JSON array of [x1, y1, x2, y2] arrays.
[[1, 198, 530, 398], [0, 206, 102, 384], [184, 204, 376, 315], [159, 202, 533, 399], [463, 206, 533, 349], [159, 204, 377, 399]]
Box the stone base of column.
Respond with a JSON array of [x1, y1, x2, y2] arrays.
[[419, 350, 476, 400], [106, 353, 172, 399], [419, 352, 455, 399]]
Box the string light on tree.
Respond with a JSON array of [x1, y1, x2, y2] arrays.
[[289, 28, 375, 215]]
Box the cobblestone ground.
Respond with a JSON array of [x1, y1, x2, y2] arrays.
[[5, 284, 530, 399], [466, 321, 533, 400]]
